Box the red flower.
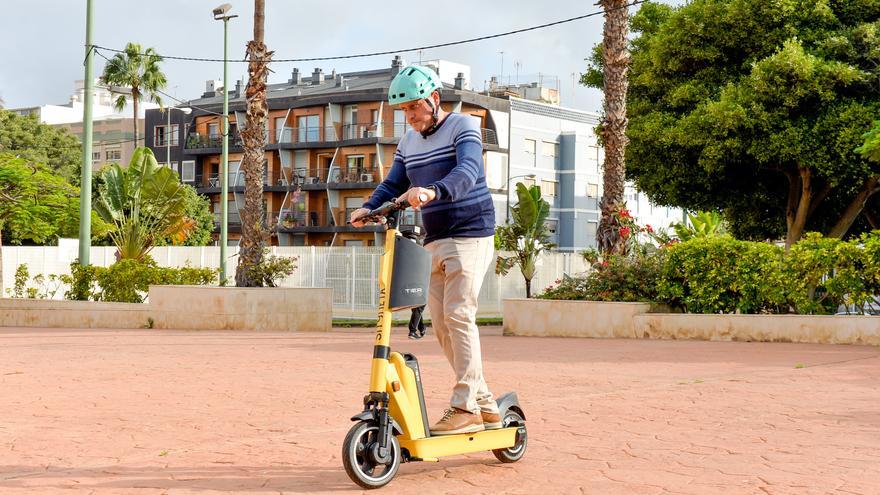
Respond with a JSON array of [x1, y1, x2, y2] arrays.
[[620, 226, 631, 238], [645, 224, 654, 233], [619, 209, 631, 218], [601, 261, 609, 267]]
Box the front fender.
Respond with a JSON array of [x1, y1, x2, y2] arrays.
[[350, 410, 404, 435]]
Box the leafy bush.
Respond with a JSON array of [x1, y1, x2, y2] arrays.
[[539, 253, 664, 303], [242, 249, 298, 287], [61, 258, 218, 303], [658, 236, 786, 314], [784, 233, 876, 314], [61, 260, 101, 301]]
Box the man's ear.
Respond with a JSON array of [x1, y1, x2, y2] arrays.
[[431, 90, 441, 106]]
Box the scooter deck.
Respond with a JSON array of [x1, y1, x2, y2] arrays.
[[400, 426, 519, 459]]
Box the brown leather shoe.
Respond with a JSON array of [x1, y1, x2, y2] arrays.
[[430, 408, 484, 435], [481, 411, 502, 430]]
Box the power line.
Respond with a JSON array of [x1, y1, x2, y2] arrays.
[[91, 1, 647, 64]]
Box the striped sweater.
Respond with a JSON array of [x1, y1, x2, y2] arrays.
[[363, 112, 495, 244]]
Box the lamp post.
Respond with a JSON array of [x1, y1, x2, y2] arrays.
[[213, 3, 237, 285], [505, 173, 537, 224], [79, 0, 94, 267], [166, 106, 192, 167]]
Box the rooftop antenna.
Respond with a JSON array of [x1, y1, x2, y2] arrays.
[[418, 50, 423, 64], [514, 61, 521, 85], [499, 51, 505, 86]]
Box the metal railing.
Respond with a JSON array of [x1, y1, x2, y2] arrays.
[[330, 166, 378, 184], [277, 126, 337, 144], [191, 124, 499, 148], [1, 245, 589, 318]]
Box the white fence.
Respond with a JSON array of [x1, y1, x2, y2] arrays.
[[1, 245, 589, 319]]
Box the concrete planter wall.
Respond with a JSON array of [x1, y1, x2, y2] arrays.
[[0, 298, 151, 329], [502, 298, 653, 338], [633, 313, 880, 346], [0, 286, 332, 332], [502, 298, 879, 346], [148, 286, 331, 332]]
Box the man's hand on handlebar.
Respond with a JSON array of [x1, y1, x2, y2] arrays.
[[349, 207, 371, 228], [398, 186, 436, 209]]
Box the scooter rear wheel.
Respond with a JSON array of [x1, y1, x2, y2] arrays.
[[493, 410, 527, 463], [342, 421, 401, 489]]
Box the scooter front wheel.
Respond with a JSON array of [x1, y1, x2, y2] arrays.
[[493, 410, 527, 463], [342, 421, 401, 489]]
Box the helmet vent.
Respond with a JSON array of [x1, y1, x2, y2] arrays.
[[408, 68, 417, 76]]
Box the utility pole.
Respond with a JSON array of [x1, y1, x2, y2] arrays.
[[78, 0, 94, 266]]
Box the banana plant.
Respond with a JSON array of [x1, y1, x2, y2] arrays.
[[94, 147, 193, 261], [496, 183, 555, 298], [673, 211, 727, 241]]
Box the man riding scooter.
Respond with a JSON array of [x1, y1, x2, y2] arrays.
[[350, 65, 502, 435]]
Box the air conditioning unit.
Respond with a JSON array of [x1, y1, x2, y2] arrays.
[[306, 176, 320, 184], [360, 173, 375, 182]]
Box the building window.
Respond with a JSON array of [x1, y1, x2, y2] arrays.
[[181, 160, 196, 183], [541, 180, 557, 197], [91, 151, 101, 161], [587, 183, 599, 198], [393, 110, 406, 138], [524, 138, 537, 167], [541, 141, 558, 157], [297, 115, 320, 142], [208, 123, 219, 139], [105, 150, 121, 161], [522, 176, 537, 188], [153, 124, 179, 146], [274, 116, 287, 142], [545, 219, 558, 235]]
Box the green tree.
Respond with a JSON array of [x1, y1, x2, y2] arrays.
[[496, 183, 555, 298], [100, 42, 167, 146], [855, 120, 880, 229], [236, 0, 273, 286], [0, 153, 78, 294], [154, 184, 214, 246], [0, 110, 82, 182], [94, 147, 193, 261], [584, 0, 880, 248]]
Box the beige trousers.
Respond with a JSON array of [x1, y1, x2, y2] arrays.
[[424, 236, 499, 415]]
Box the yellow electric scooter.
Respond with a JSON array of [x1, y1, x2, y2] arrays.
[[342, 200, 527, 489]]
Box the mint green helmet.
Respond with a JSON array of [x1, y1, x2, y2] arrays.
[[388, 65, 442, 105]]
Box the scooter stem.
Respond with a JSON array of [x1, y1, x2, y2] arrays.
[[369, 224, 398, 393]]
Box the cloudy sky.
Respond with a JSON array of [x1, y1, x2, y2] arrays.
[[0, 1, 682, 113]]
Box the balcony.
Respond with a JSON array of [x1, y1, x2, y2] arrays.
[[276, 126, 336, 145]]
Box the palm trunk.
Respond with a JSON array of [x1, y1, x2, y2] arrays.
[[133, 97, 139, 146], [525, 278, 532, 299], [597, 0, 630, 256], [235, 0, 273, 286]]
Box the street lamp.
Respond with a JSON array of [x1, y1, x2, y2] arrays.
[[505, 173, 537, 224], [165, 106, 192, 166], [214, 3, 237, 285]]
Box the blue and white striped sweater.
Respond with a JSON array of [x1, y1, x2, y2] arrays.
[[364, 113, 495, 244]]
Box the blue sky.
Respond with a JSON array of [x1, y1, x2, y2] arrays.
[[0, 1, 684, 113]]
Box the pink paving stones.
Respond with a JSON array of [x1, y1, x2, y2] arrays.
[[0, 327, 878, 494]]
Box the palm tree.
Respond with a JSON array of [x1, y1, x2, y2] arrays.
[[235, 0, 274, 286], [596, 0, 631, 256], [100, 42, 167, 146]]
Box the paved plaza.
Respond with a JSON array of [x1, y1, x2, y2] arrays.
[[0, 326, 878, 494]]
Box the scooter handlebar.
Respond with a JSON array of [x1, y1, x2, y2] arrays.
[[348, 200, 411, 225]]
